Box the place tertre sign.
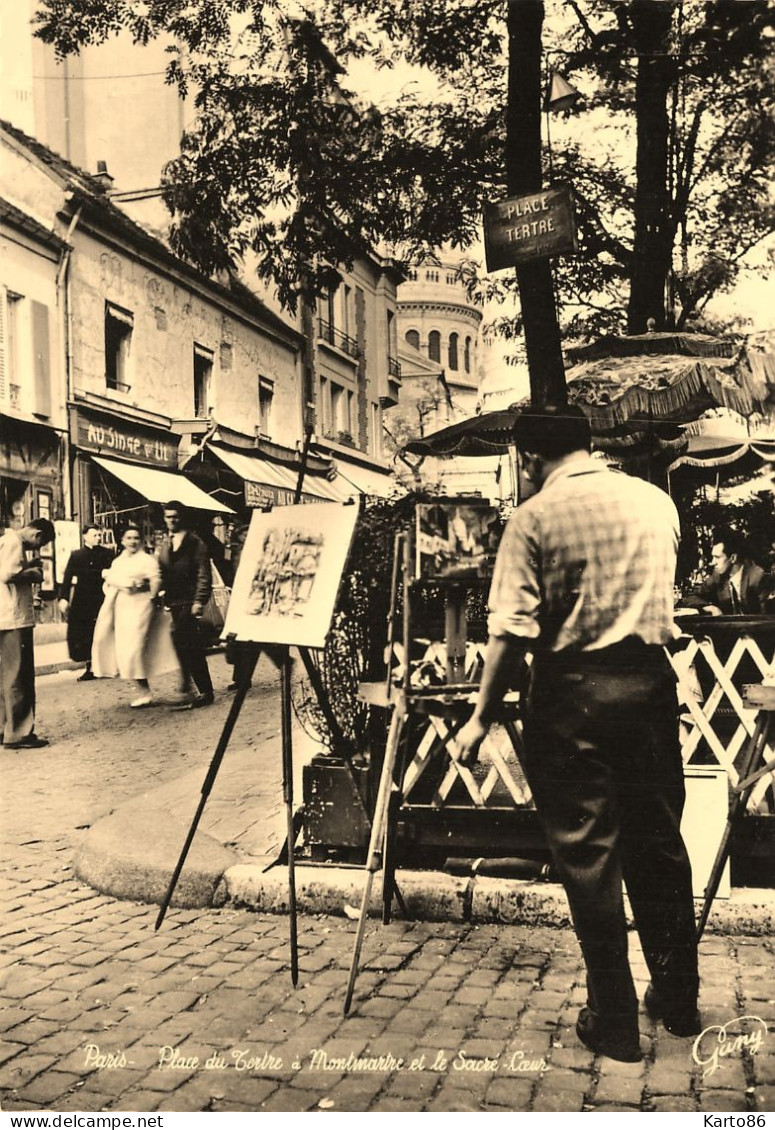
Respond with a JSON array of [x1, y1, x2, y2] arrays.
[[483, 186, 577, 271]]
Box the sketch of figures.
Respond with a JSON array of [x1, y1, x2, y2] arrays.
[[246, 528, 324, 618], [223, 502, 360, 648]]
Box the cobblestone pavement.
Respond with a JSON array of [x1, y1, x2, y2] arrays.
[[1, 666, 774, 1113], [1, 659, 282, 848]]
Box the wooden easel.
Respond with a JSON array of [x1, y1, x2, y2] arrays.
[[696, 682, 775, 940], [155, 444, 360, 987], [343, 521, 525, 1013]]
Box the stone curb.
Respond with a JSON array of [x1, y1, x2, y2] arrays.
[[219, 861, 775, 936], [73, 799, 775, 935], [37, 659, 81, 677], [71, 752, 775, 936], [74, 802, 239, 910]]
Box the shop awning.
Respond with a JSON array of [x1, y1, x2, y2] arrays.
[[326, 457, 398, 499], [92, 455, 234, 513], [207, 444, 346, 504]]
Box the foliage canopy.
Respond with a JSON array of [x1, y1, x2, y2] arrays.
[[34, 0, 774, 334]]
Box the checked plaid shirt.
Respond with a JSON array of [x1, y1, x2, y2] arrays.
[[487, 457, 679, 653]]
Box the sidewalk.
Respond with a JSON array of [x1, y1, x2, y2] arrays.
[[65, 670, 775, 936], [34, 623, 79, 676]]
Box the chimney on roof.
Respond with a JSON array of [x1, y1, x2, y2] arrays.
[[94, 160, 115, 193]]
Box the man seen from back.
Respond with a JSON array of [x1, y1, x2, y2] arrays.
[[456, 405, 700, 1063]]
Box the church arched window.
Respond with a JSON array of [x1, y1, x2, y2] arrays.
[[428, 330, 441, 363], [405, 329, 420, 350], [448, 332, 459, 371]]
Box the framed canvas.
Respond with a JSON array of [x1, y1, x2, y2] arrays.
[[416, 499, 500, 583], [222, 502, 360, 648]]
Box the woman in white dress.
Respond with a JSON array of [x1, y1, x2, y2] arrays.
[[92, 525, 179, 706]]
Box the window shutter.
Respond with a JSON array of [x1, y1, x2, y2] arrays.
[[31, 300, 52, 417]]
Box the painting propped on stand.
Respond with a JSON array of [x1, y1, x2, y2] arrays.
[[222, 502, 360, 648]]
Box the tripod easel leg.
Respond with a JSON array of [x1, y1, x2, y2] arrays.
[[280, 651, 299, 986], [382, 713, 413, 925], [696, 712, 772, 940], [155, 647, 260, 931], [344, 705, 406, 1014]]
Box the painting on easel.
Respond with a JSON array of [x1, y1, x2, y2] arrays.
[[223, 502, 360, 647], [416, 500, 500, 582]]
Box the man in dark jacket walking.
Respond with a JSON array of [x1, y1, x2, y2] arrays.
[[58, 525, 114, 680], [158, 501, 214, 709]]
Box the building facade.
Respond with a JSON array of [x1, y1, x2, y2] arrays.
[[0, 1, 187, 222], [308, 255, 401, 486], [1, 117, 400, 573], [396, 258, 482, 431], [0, 121, 312, 561], [0, 195, 68, 601], [1, 11, 401, 501], [388, 257, 510, 502]]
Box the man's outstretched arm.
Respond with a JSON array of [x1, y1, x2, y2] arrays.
[[456, 634, 528, 765]]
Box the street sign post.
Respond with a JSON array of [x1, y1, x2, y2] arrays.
[[483, 185, 577, 271]]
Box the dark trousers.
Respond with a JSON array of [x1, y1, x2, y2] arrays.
[[66, 616, 100, 664], [0, 627, 36, 744], [169, 605, 213, 697], [523, 647, 698, 1036]]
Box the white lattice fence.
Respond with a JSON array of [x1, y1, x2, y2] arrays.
[[668, 632, 775, 808], [394, 633, 775, 814]]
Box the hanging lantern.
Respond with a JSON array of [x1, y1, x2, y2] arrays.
[[545, 71, 581, 113]]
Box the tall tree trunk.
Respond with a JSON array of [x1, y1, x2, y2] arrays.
[[627, 0, 678, 334], [507, 0, 566, 408]]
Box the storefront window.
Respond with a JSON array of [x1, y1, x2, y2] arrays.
[[90, 469, 153, 547], [0, 478, 28, 528]]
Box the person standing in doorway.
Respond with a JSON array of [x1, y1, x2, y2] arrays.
[[158, 501, 214, 709], [456, 406, 700, 1063], [0, 517, 56, 749], [57, 524, 114, 681]]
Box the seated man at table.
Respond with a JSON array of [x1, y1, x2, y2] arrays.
[[684, 527, 769, 615]]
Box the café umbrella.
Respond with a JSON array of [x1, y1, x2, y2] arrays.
[[404, 332, 770, 470]]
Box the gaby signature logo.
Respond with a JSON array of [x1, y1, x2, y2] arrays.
[[692, 1015, 768, 1078]]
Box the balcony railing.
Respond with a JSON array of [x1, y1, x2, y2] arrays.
[[318, 318, 359, 359], [388, 355, 402, 379]]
